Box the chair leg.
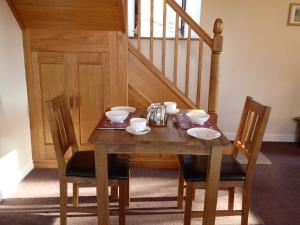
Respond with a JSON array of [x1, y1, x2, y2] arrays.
[[125, 177, 130, 207], [73, 183, 79, 207], [241, 187, 250, 225], [183, 182, 194, 225], [177, 166, 184, 209], [111, 186, 119, 201], [191, 188, 196, 201], [119, 180, 127, 225], [228, 187, 235, 210], [60, 178, 68, 225]]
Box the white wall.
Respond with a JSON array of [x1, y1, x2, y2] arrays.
[[0, 1, 33, 200], [200, 0, 300, 141]]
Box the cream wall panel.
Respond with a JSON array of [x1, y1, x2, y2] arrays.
[[200, 0, 300, 141], [0, 1, 33, 200]]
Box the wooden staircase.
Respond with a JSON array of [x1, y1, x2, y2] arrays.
[[127, 0, 223, 123]]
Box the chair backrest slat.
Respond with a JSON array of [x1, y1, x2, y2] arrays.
[[246, 113, 258, 148], [240, 110, 252, 147], [232, 96, 271, 166], [47, 95, 79, 170]]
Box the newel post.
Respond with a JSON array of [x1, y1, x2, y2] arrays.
[[208, 18, 223, 124]]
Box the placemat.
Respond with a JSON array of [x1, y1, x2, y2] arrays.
[[175, 114, 219, 130], [96, 113, 134, 130]]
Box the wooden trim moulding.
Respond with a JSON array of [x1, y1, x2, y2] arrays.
[[22, 29, 40, 162], [6, 0, 25, 29]]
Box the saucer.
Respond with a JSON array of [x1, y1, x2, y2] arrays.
[[167, 108, 180, 114], [125, 126, 151, 135], [187, 128, 221, 140]]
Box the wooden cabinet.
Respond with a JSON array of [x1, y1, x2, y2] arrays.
[[23, 30, 127, 168], [31, 51, 110, 161]]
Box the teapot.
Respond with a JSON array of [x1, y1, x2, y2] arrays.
[[146, 103, 168, 126]]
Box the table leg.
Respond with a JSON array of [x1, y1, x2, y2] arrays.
[[203, 146, 223, 225], [95, 144, 110, 225]]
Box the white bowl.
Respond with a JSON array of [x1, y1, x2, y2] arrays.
[[105, 110, 129, 123], [111, 106, 136, 113], [186, 111, 210, 125]]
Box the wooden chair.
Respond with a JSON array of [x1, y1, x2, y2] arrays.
[[47, 95, 130, 225], [177, 96, 271, 225]]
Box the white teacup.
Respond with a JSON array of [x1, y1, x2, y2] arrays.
[[130, 118, 147, 132], [164, 102, 177, 112]]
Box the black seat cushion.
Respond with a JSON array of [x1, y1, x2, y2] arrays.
[[66, 151, 130, 180], [179, 155, 246, 182]]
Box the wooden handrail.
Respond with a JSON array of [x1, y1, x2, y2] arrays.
[[166, 0, 213, 48]]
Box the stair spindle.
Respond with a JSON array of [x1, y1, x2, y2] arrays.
[[173, 13, 179, 85], [196, 39, 203, 108], [162, 0, 167, 76], [137, 0, 141, 50], [185, 26, 191, 97], [150, 0, 154, 62]]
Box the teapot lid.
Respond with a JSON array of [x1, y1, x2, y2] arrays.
[[151, 103, 161, 106], [150, 103, 161, 108]]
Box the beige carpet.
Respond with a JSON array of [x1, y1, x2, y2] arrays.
[[0, 168, 265, 225]]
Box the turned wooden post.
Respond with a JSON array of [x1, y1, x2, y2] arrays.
[[208, 18, 223, 124]]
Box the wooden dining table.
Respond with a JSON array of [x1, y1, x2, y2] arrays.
[[88, 111, 230, 225]]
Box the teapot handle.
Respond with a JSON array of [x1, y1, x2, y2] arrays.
[[146, 107, 153, 122]]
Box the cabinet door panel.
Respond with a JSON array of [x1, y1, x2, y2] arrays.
[[40, 63, 66, 144], [32, 52, 71, 159], [73, 53, 109, 147]]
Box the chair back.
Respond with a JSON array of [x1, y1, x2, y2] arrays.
[[47, 95, 79, 171], [232, 96, 271, 175]]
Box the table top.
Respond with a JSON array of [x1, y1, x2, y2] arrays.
[[88, 110, 230, 152]]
